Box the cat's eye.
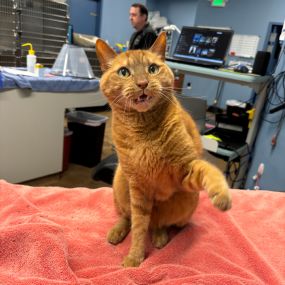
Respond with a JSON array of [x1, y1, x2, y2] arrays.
[[148, 64, 159, 74], [117, 67, 130, 77]]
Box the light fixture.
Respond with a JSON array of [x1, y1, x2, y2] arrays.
[[210, 0, 228, 7]]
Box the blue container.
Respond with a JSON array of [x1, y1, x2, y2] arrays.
[[67, 24, 74, 44], [0, 71, 3, 89]]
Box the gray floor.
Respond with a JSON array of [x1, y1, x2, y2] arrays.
[[25, 163, 111, 189]]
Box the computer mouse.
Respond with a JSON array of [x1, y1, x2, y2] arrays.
[[234, 64, 249, 73]]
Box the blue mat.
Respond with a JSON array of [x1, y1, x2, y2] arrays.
[[0, 68, 100, 92]]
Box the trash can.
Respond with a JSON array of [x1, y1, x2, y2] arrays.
[[62, 128, 73, 172], [66, 111, 108, 168]]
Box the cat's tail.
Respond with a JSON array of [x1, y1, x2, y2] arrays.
[[182, 159, 232, 211]]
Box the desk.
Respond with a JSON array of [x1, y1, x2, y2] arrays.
[[166, 61, 271, 187], [0, 83, 106, 183]]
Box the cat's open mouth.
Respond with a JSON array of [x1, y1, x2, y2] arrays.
[[134, 94, 152, 104]]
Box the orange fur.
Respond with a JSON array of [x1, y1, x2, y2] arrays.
[[96, 32, 231, 267]]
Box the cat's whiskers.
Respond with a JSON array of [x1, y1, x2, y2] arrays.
[[111, 94, 122, 103], [123, 85, 136, 94], [123, 101, 127, 113], [159, 86, 200, 99], [159, 94, 176, 107], [158, 87, 176, 106], [160, 86, 190, 91], [122, 87, 140, 104], [164, 89, 182, 98], [128, 98, 133, 112], [111, 95, 124, 105]]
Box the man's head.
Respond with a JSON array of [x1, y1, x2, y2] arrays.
[[129, 3, 148, 31]]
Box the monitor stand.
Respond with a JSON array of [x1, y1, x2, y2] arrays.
[[208, 80, 225, 114]]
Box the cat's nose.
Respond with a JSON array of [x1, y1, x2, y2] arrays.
[[136, 80, 148, 89]]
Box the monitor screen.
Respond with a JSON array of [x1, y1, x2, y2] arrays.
[[172, 26, 234, 67]]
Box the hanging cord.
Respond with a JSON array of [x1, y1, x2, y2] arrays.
[[225, 144, 251, 188], [260, 70, 285, 147], [271, 109, 285, 147], [252, 163, 265, 190]]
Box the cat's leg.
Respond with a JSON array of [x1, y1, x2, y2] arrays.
[[151, 227, 168, 249], [183, 159, 231, 211], [122, 183, 153, 267], [150, 191, 199, 248], [107, 217, 131, 244], [107, 164, 131, 245]]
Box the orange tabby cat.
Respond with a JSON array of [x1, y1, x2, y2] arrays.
[[95, 32, 231, 268]]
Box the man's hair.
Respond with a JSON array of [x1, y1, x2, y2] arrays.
[[131, 3, 148, 21]]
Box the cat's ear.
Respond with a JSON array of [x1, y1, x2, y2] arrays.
[[149, 32, 166, 61], [95, 38, 117, 72]]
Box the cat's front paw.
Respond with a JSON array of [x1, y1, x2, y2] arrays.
[[107, 225, 129, 245], [122, 254, 144, 267], [210, 190, 232, 211]]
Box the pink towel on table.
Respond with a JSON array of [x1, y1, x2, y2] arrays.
[[0, 179, 284, 285]]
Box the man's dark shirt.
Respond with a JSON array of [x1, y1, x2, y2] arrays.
[[129, 23, 157, 50]]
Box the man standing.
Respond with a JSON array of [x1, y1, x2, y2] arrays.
[[129, 3, 157, 50]]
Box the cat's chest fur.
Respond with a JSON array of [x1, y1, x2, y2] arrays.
[[115, 126, 169, 175], [112, 111, 191, 200], [123, 141, 183, 200]]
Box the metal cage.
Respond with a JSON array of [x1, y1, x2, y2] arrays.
[[0, 0, 69, 68]]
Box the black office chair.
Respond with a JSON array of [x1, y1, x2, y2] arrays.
[[177, 95, 207, 134], [91, 152, 118, 185]]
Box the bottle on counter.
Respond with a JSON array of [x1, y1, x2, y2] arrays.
[[22, 43, 37, 73], [67, 24, 74, 44], [35, 63, 44, 77]]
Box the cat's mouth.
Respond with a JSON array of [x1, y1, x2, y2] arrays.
[[134, 94, 153, 105]]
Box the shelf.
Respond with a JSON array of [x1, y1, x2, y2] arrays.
[[166, 60, 271, 93]]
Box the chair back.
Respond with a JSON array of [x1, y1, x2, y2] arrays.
[[177, 95, 207, 133]]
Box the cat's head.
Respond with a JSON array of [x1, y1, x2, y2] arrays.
[[96, 32, 174, 112]]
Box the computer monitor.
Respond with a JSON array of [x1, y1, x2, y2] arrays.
[[172, 26, 234, 67]]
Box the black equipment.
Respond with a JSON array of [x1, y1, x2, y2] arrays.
[[252, 51, 271, 75], [170, 26, 234, 67]]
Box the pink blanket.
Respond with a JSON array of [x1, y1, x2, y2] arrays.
[[0, 180, 284, 285]]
